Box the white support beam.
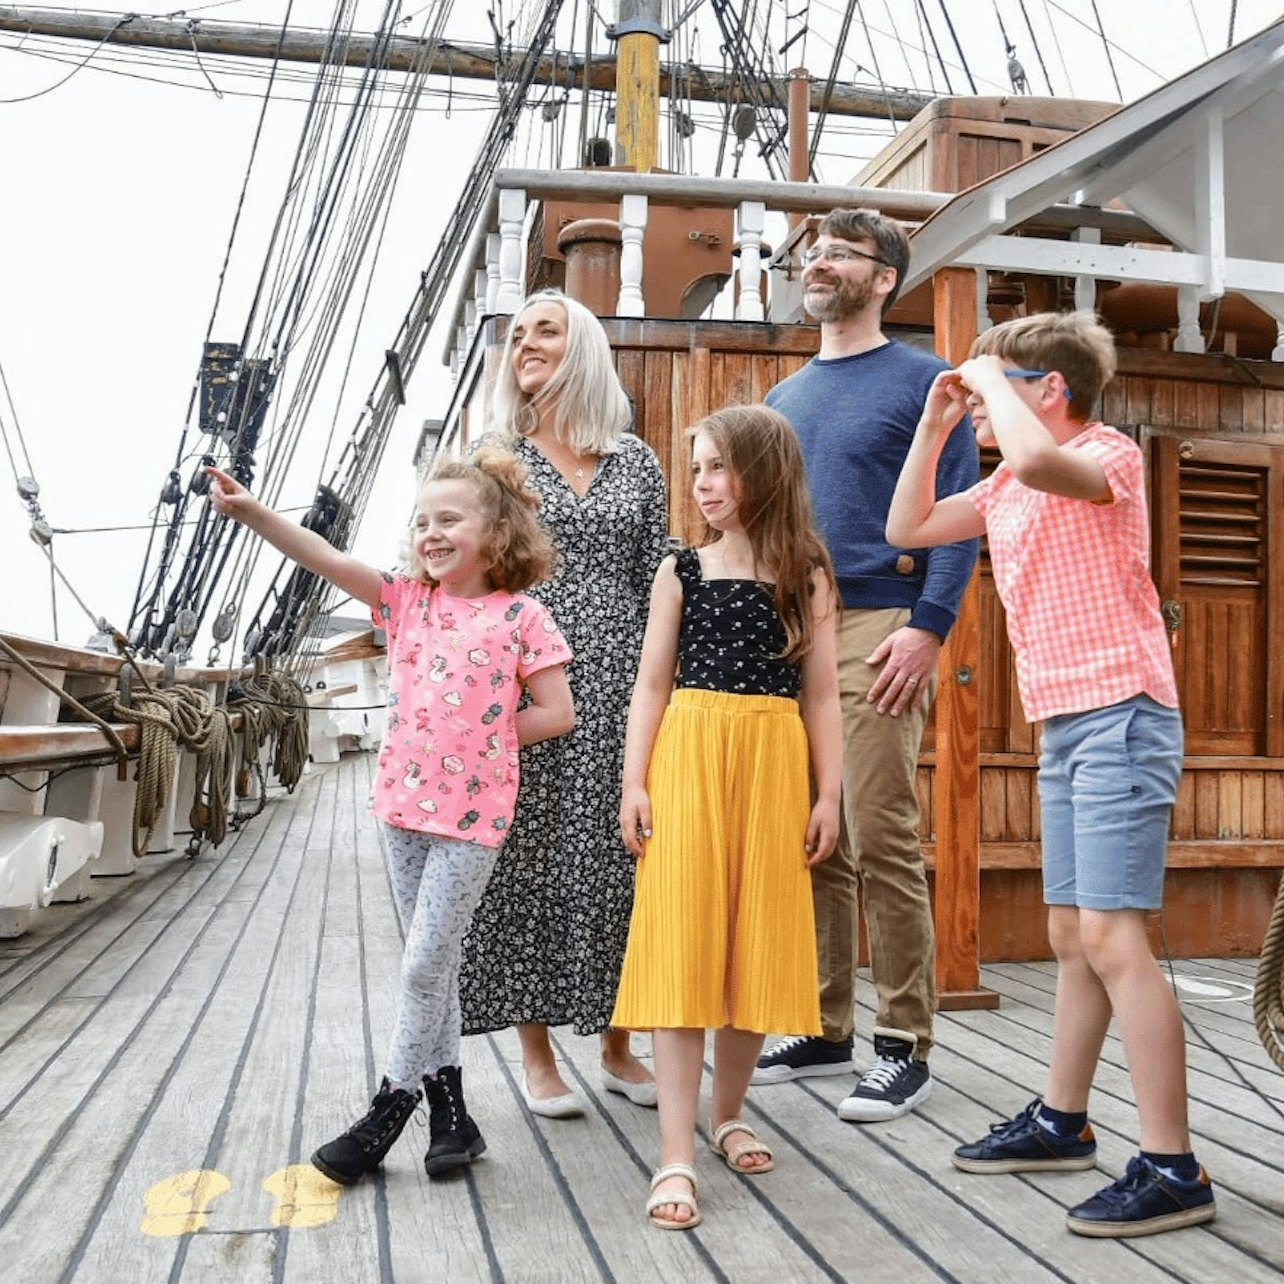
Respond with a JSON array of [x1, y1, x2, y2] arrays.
[[1194, 104, 1226, 301], [946, 234, 1284, 296], [902, 24, 1284, 293]]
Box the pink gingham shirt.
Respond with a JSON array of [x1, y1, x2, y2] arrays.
[[963, 423, 1178, 723]]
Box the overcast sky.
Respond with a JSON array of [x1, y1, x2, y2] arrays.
[[2, 0, 1280, 652]]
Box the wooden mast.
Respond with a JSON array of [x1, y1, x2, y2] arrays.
[[608, 1, 665, 172], [0, 6, 935, 121]]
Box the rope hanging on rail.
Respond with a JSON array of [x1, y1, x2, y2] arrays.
[[76, 673, 309, 858], [1254, 874, 1284, 1073]]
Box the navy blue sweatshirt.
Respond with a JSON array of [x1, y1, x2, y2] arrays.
[[766, 340, 980, 641]]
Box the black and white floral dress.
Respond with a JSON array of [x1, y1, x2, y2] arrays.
[[460, 432, 670, 1035]]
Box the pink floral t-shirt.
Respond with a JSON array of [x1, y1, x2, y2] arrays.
[[370, 573, 572, 847]]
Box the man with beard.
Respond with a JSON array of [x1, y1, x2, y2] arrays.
[[755, 208, 979, 1123]]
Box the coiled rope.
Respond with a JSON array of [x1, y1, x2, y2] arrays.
[[231, 671, 309, 794], [75, 673, 308, 858], [1254, 874, 1284, 1072]]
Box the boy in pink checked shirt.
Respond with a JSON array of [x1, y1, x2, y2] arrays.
[[886, 311, 1214, 1239]]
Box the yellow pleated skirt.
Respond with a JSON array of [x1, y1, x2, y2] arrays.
[[611, 688, 822, 1035]]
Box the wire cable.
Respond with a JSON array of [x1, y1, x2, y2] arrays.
[[1087, 0, 1122, 99], [0, 10, 135, 102]]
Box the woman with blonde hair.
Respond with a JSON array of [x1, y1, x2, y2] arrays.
[[460, 289, 671, 1114]]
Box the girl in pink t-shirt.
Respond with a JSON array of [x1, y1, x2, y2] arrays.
[[206, 448, 573, 1185]]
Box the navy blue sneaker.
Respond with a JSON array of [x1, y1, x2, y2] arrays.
[[837, 1036, 932, 1122], [751, 1035, 855, 1085], [952, 1099, 1098, 1173], [1067, 1156, 1216, 1237]]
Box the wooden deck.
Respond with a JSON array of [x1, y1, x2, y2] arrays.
[[2, 752, 1282, 1283]]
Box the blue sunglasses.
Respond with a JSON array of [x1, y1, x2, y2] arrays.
[[1003, 368, 1073, 401]]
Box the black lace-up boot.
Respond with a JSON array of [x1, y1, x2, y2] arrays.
[[423, 1065, 486, 1178], [311, 1078, 421, 1185]]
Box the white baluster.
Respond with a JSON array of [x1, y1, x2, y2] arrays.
[[735, 200, 766, 322], [474, 268, 489, 320], [495, 189, 527, 313], [485, 233, 501, 314], [1071, 226, 1101, 312], [464, 300, 478, 353], [974, 267, 992, 333], [1173, 285, 1204, 353], [452, 323, 467, 381], [616, 193, 648, 317], [1273, 322, 1284, 362]]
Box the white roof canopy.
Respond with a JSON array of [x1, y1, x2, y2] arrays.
[[905, 19, 1284, 357]]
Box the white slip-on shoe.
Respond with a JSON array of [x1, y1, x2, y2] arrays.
[[601, 1065, 658, 1108], [520, 1073, 586, 1119]]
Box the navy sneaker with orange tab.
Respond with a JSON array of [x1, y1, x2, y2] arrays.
[[1067, 1155, 1216, 1237], [952, 1098, 1097, 1173]]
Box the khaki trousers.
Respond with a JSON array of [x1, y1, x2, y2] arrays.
[[811, 607, 937, 1056]]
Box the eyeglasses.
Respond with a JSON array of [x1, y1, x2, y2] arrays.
[[800, 245, 890, 269], [1003, 368, 1073, 401]]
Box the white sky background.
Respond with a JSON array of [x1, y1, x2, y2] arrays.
[[1, 0, 1281, 653]]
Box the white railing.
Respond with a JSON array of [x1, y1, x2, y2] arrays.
[[438, 168, 1159, 383]]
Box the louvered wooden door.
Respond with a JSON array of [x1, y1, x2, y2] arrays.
[[1147, 431, 1284, 757]]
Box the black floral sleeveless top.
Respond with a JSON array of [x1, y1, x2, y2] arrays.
[[674, 547, 802, 698]]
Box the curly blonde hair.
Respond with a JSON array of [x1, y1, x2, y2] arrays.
[[406, 447, 556, 592]]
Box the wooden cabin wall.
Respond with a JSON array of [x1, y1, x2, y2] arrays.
[[601, 319, 816, 541], [939, 350, 1284, 959], [458, 322, 1283, 961]]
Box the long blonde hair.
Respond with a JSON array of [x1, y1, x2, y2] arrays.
[[688, 405, 837, 660], [490, 289, 632, 455], [405, 447, 555, 592]]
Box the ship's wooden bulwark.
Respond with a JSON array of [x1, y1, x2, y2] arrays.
[[605, 323, 1284, 963], [455, 320, 1283, 964]]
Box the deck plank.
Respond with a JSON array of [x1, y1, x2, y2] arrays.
[[2, 753, 1281, 1284], [0, 778, 309, 1281]]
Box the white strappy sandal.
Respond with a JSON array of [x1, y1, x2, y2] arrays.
[[646, 1162, 701, 1231]]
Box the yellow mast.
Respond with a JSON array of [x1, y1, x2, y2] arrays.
[[608, 1, 668, 172]]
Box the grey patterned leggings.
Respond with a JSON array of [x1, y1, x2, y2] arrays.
[[382, 824, 500, 1085]]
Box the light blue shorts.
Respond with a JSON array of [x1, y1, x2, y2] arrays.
[[1038, 695, 1183, 911]]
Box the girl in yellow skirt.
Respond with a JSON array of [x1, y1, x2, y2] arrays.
[[613, 404, 843, 1230]]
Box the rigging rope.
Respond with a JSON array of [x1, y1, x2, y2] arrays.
[[709, 0, 790, 180], [0, 10, 135, 102], [1015, 0, 1053, 95], [934, 1, 976, 93], [1039, 0, 1073, 96], [914, 0, 952, 93], [1087, 0, 1121, 99], [1255, 876, 1284, 1072], [232, 0, 563, 671], [809, 0, 857, 170], [854, 1, 900, 132], [127, 0, 457, 670]]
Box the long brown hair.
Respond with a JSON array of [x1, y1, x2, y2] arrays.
[[687, 404, 837, 659], [410, 447, 556, 592]]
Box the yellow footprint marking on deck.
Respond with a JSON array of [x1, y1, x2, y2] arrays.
[[140, 1170, 231, 1236], [262, 1165, 343, 1228]]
